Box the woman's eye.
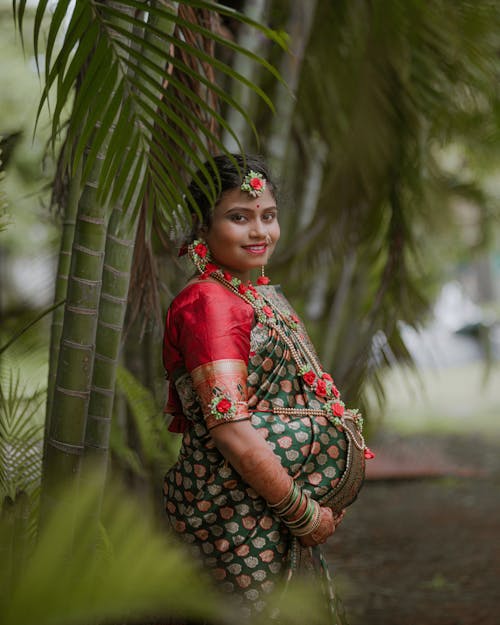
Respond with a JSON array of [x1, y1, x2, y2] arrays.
[[263, 213, 276, 222], [230, 214, 246, 223]]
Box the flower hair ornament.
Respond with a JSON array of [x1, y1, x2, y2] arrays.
[[240, 170, 266, 197]]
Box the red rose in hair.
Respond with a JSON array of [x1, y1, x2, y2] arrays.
[[332, 403, 344, 417], [315, 379, 327, 397], [257, 276, 270, 285], [262, 305, 274, 318], [194, 243, 207, 258], [322, 373, 333, 382], [216, 398, 232, 414], [303, 370, 316, 386], [250, 177, 263, 191]]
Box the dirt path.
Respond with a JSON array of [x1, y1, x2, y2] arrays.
[[324, 432, 500, 625]]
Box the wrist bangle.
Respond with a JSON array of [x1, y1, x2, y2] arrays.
[[269, 479, 294, 510], [289, 500, 322, 537]]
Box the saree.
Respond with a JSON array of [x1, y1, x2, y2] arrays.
[[163, 280, 365, 620]]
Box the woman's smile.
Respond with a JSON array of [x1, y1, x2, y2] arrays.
[[242, 243, 268, 255]]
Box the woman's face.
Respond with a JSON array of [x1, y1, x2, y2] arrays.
[[202, 186, 280, 282]]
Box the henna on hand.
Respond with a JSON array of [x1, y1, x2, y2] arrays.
[[298, 507, 335, 547]]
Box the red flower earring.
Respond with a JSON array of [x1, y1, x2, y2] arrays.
[[257, 265, 270, 285]]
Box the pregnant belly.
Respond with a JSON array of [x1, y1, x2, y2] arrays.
[[250, 410, 347, 486]]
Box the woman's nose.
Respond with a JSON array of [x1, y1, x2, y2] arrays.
[[250, 220, 266, 238]]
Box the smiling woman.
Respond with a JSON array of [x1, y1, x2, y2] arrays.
[[162, 154, 372, 622]]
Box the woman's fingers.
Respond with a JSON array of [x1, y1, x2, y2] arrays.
[[298, 506, 346, 547]]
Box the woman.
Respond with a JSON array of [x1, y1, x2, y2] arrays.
[[163, 154, 372, 621]]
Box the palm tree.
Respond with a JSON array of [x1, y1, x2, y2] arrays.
[[11, 0, 285, 528]]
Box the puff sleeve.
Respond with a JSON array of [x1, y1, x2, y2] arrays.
[[163, 281, 254, 430]]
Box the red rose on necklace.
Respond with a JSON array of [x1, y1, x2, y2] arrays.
[[223, 271, 232, 282], [195, 243, 207, 258], [238, 283, 248, 294], [201, 263, 218, 279], [332, 402, 344, 417], [262, 305, 274, 318], [216, 398, 232, 414], [322, 373, 333, 382], [331, 384, 340, 399], [315, 379, 327, 397], [364, 447, 376, 459], [303, 370, 316, 386], [257, 275, 270, 285]]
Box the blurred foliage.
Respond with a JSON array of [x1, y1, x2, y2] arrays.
[[0, 473, 225, 625], [111, 365, 180, 483], [0, 372, 43, 502]]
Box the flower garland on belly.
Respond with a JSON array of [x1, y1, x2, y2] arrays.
[[187, 240, 375, 460]]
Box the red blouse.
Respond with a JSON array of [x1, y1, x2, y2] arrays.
[[163, 281, 254, 432]]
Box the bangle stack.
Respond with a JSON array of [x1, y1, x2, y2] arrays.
[[269, 480, 322, 537]]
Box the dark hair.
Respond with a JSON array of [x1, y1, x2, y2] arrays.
[[186, 154, 276, 236]]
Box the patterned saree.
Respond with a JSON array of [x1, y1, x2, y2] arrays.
[[163, 280, 365, 621]]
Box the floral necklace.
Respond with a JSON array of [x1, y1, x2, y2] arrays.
[[188, 239, 375, 459]]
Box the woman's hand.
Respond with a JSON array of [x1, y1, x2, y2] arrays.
[[299, 508, 346, 547]]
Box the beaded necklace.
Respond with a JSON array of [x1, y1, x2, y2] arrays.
[[187, 239, 374, 459]]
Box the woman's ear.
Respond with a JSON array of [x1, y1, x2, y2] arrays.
[[190, 214, 205, 240]]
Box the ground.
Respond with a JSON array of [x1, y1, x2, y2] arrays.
[[324, 431, 500, 625]]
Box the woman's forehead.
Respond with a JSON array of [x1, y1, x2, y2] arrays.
[[215, 187, 276, 211]]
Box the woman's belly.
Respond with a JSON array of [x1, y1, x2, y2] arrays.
[[250, 411, 348, 500]]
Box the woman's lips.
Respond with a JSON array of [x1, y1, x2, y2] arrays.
[[242, 244, 268, 255]]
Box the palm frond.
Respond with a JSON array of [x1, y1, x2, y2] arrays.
[[0, 372, 44, 501], [1, 474, 223, 625], [115, 365, 179, 471], [12, 0, 286, 226]]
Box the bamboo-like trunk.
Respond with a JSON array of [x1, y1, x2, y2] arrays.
[[40, 156, 109, 520], [44, 160, 82, 448], [81, 2, 180, 496], [322, 249, 357, 371], [222, 0, 268, 152], [266, 0, 318, 180]]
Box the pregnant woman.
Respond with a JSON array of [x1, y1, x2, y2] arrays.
[[163, 154, 373, 621]]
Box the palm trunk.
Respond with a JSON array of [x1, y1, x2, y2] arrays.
[[266, 0, 318, 180], [44, 159, 82, 449], [40, 155, 109, 520], [81, 2, 179, 496], [322, 249, 357, 371], [222, 0, 268, 152]]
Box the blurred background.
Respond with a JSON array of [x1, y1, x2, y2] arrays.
[[1, 1, 499, 625]]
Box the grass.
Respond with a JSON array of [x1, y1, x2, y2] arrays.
[[368, 361, 500, 438]]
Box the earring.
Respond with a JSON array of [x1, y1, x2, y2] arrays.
[[257, 265, 270, 285]]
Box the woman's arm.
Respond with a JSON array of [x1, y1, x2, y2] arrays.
[[210, 419, 337, 546]]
